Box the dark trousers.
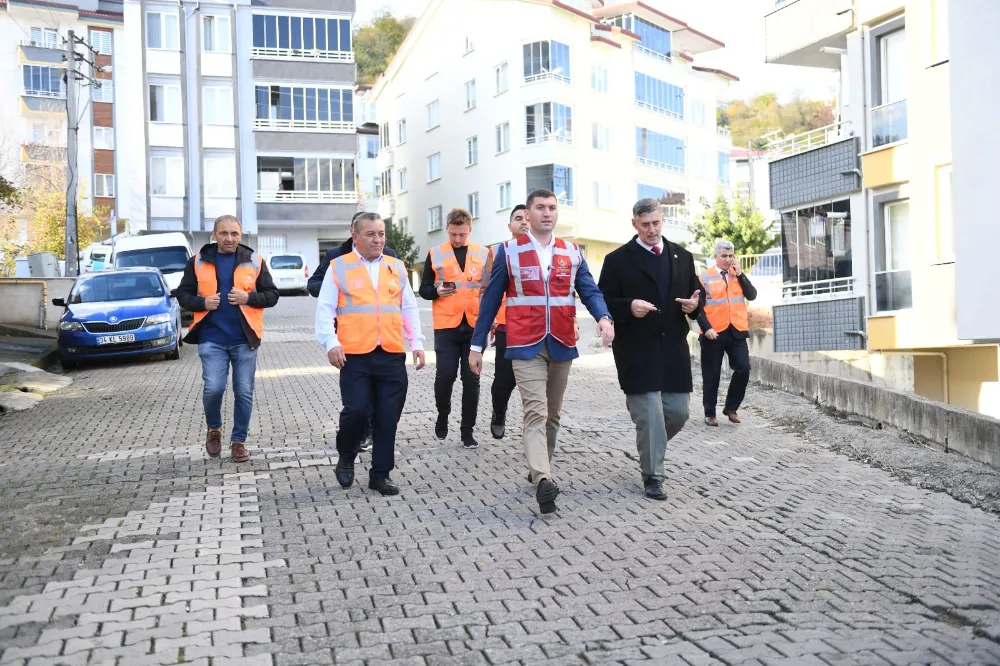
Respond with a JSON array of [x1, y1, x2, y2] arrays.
[[491, 329, 517, 417], [700, 328, 751, 417], [434, 327, 480, 436], [337, 348, 408, 479]]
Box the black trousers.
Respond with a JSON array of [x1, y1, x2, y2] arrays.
[[700, 328, 751, 417], [491, 329, 517, 418], [434, 327, 480, 436], [337, 347, 408, 479]]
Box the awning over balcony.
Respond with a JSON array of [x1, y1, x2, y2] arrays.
[[21, 96, 66, 113], [18, 44, 65, 65], [593, 1, 724, 54]]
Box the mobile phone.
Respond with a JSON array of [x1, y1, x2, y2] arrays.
[[442, 281, 456, 289]]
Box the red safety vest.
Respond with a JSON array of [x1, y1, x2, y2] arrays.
[[503, 235, 580, 349]]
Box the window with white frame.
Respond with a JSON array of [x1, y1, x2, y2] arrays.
[[592, 123, 610, 151], [149, 84, 182, 122], [146, 11, 180, 50], [378, 168, 392, 198], [466, 136, 478, 166], [427, 152, 441, 181], [525, 102, 573, 144], [692, 100, 706, 126], [89, 29, 112, 55], [30, 27, 59, 49], [379, 122, 390, 149], [593, 182, 612, 209], [93, 126, 114, 150], [92, 81, 114, 103], [397, 217, 409, 233], [590, 65, 608, 93], [254, 84, 354, 127], [872, 26, 907, 147], [496, 122, 510, 153], [397, 118, 407, 144], [465, 80, 477, 110], [495, 62, 508, 94], [498, 181, 512, 210], [94, 174, 115, 198], [427, 100, 440, 129], [203, 86, 234, 125], [150, 155, 184, 195], [32, 124, 60, 144], [875, 198, 912, 311], [398, 167, 408, 192], [204, 156, 236, 197], [428, 205, 443, 232], [203, 15, 231, 53], [468, 192, 480, 219], [22, 65, 64, 97], [251, 15, 352, 56]]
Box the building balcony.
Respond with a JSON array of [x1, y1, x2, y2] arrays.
[[251, 47, 354, 63], [255, 190, 359, 204], [637, 156, 685, 174], [524, 71, 571, 86], [781, 276, 856, 303], [19, 42, 65, 66], [767, 119, 852, 160], [525, 131, 573, 147], [764, 0, 854, 68], [20, 142, 67, 163], [253, 118, 355, 133]]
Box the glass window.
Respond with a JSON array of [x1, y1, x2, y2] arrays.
[[526, 164, 573, 205], [277, 16, 289, 49], [593, 182, 612, 209], [149, 84, 181, 122], [427, 153, 441, 181], [203, 15, 230, 52], [203, 86, 233, 125], [465, 80, 477, 110], [398, 168, 408, 192], [70, 272, 165, 303], [92, 81, 114, 103], [205, 156, 236, 196], [292, 88, 304, 120], [591, 65, 608, 93], [94, 127, 114, 149], [150, 156, 184, 195], [305, 88, 317, 121], [428, 205, 443, 232], [875, 199, 911, 311], [147, 11, 179, 50], [252, 15, 265, 47], [635, 72, 684, 118], [495, 62, 508, 94], [94, 174, 115, 197], [398, 119, 407, 144], [264, 15, 277, 48], [498, 181, 512, 210], [873, 28, 907, 147], [468, 192, 480, 218], [718, 152, 730, 184], [525, 102, 572, 144], [634, 16, 671, 56], [90, 30, 112, 55], [427, 100, 440, 129], [592, 124, 610, 152], [318, 89, 329, 121], [339, 19, 351, 52], [523, 40, 570, 82], [635, 127, 685, 171], [304, 17, 314, 50], [327, 19, 339, 51], [291, 17, 302, 50], [315, 18, 327, 50], [496, 122, 510, 153], [330, 89, 342, 121], [364, 135, 379, 158], [467, 136, 478, 166], [270, 255, 303, 270]]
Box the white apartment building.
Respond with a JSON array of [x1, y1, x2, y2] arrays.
[[369, 0, 734, 274], [118, 0, 358, 267], [1, 0, 126, 228]]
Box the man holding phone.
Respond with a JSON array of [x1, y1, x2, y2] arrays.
[[419, 208, 489, 449]]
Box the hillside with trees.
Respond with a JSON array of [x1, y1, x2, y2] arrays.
[[354, 11, 417, 84], [719, 93, 836, 149]]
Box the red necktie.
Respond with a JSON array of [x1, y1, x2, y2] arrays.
[[651, 246, 661, 256]]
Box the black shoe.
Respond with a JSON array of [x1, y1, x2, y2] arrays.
[[435, 415, 448, 441], [462, 435, 479, 450], [527, 470, 533, 483], [358, 434, 373, 453], [644, 479, 667, 501], [368, 477, 400, 496], [490, 411, 506, 439], [536, 478, 559, 514], [335, 460, 355, 489]]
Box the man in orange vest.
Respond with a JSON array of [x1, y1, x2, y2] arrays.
[[175, 215, 280, 463], [315, 212, 426, 496], [470, 189, 615, 515], [479, 204, 528, 439], [418, 208, 489, 449], [697, 240, 758, 427]]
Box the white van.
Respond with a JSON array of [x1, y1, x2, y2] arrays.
[[111, 232, 193, 293], [268, 253, 309, 294], [80, 243, 112, 272]]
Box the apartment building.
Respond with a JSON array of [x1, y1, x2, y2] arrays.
[[118, 0, 357, 266], [368, 0, 735, 275], [762, 0, 1000, 417], [0, 0, 125, 223]]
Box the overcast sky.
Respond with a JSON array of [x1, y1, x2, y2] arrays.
[[355, 0, 838, 102]]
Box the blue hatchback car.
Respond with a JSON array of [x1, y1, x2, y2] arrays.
[[52, 268, 182, 370]]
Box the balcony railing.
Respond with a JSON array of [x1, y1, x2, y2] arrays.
[[634, 43, 671, 63], [21, 39, 60, 50], [637, 156, 684, 174], [255, 190, 359, 203], [636, 101, 683, 121], [22, 89, 66, 99], [766, 119, 851, 160], [251, 47, 354, 62], [871, 100, 908, 148], [525, 131, 573, 146], [253, 118, 355, 133], [21, 142, 67, 163], [739, 253, 783, 278], [781, 276, 855, 302], [524, 70, 571, 85]]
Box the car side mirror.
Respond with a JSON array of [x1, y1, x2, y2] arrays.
[[51, 298, 66, 307]]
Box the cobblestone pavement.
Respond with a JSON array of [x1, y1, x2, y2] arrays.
[[2, 296, 1000, 665]]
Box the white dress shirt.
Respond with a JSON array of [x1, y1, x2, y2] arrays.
[[636, 237, 665, 254], [314, 249, 424, 353], [527, 229, 555, 282]]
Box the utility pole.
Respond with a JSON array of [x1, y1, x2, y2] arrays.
[[64, 29, 79, 277]]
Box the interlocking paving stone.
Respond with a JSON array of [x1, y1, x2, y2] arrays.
[[2, 298, 1000, 665]]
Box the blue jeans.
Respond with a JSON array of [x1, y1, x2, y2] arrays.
[[198, 342, 258, 443]]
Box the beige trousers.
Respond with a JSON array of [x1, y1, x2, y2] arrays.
[[512, 345, 572, 485]]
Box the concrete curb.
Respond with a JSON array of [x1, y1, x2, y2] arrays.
[[32, 347, 61, 371]]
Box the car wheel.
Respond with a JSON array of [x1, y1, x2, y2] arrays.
[[61, 359, 77, 371], [166, 341, 181, 360]]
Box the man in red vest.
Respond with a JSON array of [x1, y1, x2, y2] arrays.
[[470, 189, 615, 515], [697, 240, 758, 426]]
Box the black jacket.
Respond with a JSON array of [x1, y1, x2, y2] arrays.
[[598, 237, 702, 395], [307, 239, 398, 297], [175, 243, 280, 349]]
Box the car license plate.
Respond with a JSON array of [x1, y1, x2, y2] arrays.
[[97, 334, 135, 345], [281, 278, 296, 283]]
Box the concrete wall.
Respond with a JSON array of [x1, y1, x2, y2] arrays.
[[768, 138, 861, 210], [0, 278, 76, 330]]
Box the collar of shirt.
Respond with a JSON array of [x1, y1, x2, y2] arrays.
[[636, 237, 664, 254], [527, 230, 555, 281]]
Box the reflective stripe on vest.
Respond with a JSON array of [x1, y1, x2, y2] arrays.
[[699, 266, 748, 333], [331, 253, 406, 354], [430, 242, 488, 330], [190, 250, 264, 340], [503, 235, 579, 348]]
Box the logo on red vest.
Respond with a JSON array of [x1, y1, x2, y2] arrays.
[[554, 255, 570, 268], [519, 266, 540, 282]]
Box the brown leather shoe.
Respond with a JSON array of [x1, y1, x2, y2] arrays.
[[205, 428, 222, 458], [704, 416, 719, 427], [723, 409, 741, 424], [231, 441, 250, 463]]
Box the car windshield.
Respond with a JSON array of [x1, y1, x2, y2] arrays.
[[70, 273, 164, 304], [91, 251, 109, 262], [270, 255, 303, 270], [115, 247, 189, 274]]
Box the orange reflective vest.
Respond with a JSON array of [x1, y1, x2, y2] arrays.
[[330, 252, 407, 354], [504, 235, 580, 349], [430, 242, 488, 330], [699, 266, 748, 333], [192, 250, 264, 340]]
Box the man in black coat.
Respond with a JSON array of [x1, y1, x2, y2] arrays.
[[598, 198, 703, 500]]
